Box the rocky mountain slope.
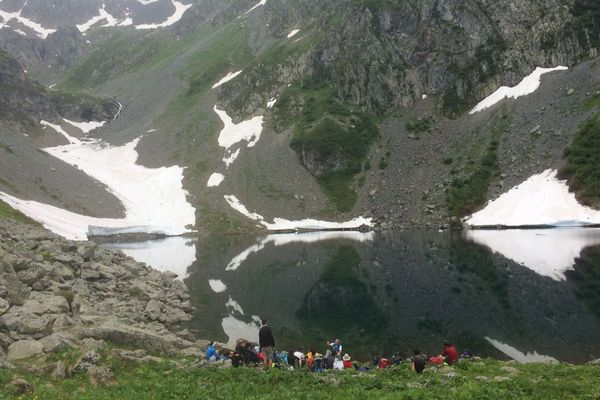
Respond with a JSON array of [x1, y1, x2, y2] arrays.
[[0, 0, 599, 234]]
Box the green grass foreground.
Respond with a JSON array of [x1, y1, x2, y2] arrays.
[[1, 354, 599, 400]]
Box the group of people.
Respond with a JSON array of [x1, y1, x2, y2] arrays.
[[203, 320, 469, 374]]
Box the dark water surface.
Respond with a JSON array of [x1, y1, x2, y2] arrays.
[[103, 228, 600, 363]]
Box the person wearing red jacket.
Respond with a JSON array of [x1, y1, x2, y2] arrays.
[[440, 341, 458, 365]]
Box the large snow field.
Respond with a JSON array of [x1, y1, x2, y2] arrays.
[[470, 66, 568, 114], [466, 170, 600, 227], [0, 121, 196, 240]]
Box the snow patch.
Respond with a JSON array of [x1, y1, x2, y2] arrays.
[[225, 297, 244, 315], [0, 122, 196, 241], [485, 337, 558, 363], [287, 29, 300, 38], [465, 228, 600, 281], [221, 315, 260, 347], [63, 118, 105, 134], [267, 97, 277, 108], [212, 70, 243, 89], [470, 67, 568, 114], [207, 173, 225, 187], [222, 148, 240, 168], [226, 231, 375, 271], [103, 237, 196, 279], [40, 120, 81, 145], [214, 107, 263, 151], [136, 0, 161, 4], [224, 194, 372, 232], [76, 6, 119, 33], [244, 0, 268, 15], [466, 170, 600, 227], [209, 279, 227, 293], [0, 7, 56, 39], [135, 0, 193, 30]]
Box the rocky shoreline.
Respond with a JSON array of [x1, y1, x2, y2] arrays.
[[0, 219, 208, 384]]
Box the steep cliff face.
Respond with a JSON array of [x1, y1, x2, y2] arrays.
[[223, 0, 598, 117]]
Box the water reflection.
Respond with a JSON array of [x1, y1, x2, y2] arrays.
[[101, 229, 600, 363], [465, 228, 600, 281], [102, 236, 196, 279]]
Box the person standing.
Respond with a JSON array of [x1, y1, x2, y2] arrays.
[[411, 349, 426, 374], [259, 319, 275, 369]]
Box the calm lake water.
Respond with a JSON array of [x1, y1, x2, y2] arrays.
[[102, 228, 600, 364]]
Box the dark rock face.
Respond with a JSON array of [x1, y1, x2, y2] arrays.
[[0, 49, 118, 130], [222, 0, 600, 117]]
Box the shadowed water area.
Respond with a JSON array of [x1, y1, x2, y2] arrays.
[[102, 228, 600, 364]]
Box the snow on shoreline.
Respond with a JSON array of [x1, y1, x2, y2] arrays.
[[465, 228, 600, 281], [224, 194, 372, 232], [469, 66, 568, 114], [212, 70, 243, 89], [466, 170, 600, 227], [485, 338, 558, 363], [0, 122, 196, 240]]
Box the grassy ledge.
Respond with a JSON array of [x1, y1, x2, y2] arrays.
[[1, 347, 599, 400]]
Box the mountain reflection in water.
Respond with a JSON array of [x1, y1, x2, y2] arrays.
[[101, 228, 600, 363]]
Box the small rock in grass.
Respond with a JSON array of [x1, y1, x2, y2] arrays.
[[501, 366, 519, 374], [7, 378, 33, 395], [52, 361, 67, 379], [493, 376, 511, 382]]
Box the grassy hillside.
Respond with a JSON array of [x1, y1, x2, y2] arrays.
[[1, 348, 599, 399]]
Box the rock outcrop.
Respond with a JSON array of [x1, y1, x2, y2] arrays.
[[0, 219, 196, 367]]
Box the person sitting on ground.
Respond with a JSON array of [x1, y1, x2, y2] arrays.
[[378, 357, 392, 369], [411, 349, 427, 374], [460, 349, 473, 359], [325, 351, 336, 369], [440, 341, 458, 365], [259, 319, 276, 369], [204, 341, 221, 361], [293, 349, 305, 367], [342, 354, 353, 369], [312, 353, 325, 372], [306, 349, 315, 371]]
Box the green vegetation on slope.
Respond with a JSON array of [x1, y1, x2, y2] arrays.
[[1, 349, 599, 400], [561, 111, 600, 208], [446, 114, 509, 217], [277, 83, 378, 212], [0, 199, 35, 224]]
